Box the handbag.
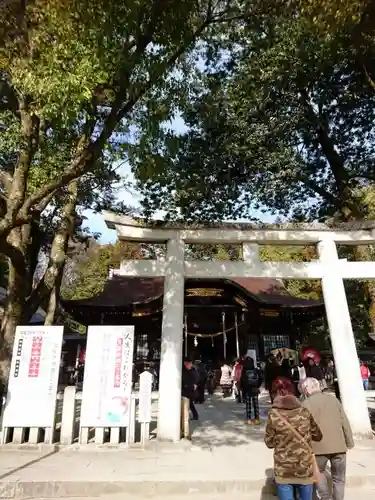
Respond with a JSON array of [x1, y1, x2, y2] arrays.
[[274, 409, 321, 484]]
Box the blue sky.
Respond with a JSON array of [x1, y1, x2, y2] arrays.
[[83, 116, 277, 243], [84, 166, 277, 243], [83, 163, 141, 243]]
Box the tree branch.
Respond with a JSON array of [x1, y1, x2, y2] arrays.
[[0, 171, 12, 193], [9, 7, 242, 231], [0, 239, 26, 276], [24, 182, 78, 321], [296, 175, 340, 205], [0, 102, 40, 236]]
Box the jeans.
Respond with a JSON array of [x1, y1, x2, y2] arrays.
[[276, 483, 313, 500], [363, 379, 369, 390], [316, 453, 346, 500]]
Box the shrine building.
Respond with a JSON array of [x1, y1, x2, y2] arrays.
[[63, 276, 322, 365]]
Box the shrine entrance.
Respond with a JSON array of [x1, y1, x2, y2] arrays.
[[92, 214, 375, 441], [64, 277, 322, 368]]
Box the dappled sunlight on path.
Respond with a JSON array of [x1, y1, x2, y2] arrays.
[[191, 391, 271, 450]]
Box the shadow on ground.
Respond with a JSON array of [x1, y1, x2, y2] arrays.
[[190, 392, 271, 449]]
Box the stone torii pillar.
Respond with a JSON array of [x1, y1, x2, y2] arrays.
[[317, 240, 372, 438], [157, 238, 185, 441]]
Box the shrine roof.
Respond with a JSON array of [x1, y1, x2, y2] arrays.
[[62, 277, 322, 310]]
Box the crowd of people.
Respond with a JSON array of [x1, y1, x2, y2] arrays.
[[179, 352, 371, 500]]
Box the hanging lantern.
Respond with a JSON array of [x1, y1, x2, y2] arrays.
[[211, 336, 214, 347], [194, 336, 198, 347]]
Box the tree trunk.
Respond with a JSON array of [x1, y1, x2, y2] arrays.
[[44, 267, 64, 326], [354, 245, 375, 334], [44, 285, 58, 326], [0, 230, 26, 385], [24, 181, 78, 323], [368, 284, 375, 334]]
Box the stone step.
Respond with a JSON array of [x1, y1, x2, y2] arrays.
[[4, 477, 375, 499]]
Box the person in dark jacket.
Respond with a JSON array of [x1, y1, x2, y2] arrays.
[[182, 359, 199, 420], [305, 357, 325, 386], [290, 361, 300, 396], [280, 358, 293, 381], [240, 357, 262, 425], [195, 360, 208, 404]]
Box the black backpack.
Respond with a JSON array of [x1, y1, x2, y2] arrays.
[[243, 368, 260, 388]]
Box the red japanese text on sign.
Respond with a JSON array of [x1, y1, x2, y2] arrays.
[[28, 335, 43, 378], [114, 338, 123, 388]]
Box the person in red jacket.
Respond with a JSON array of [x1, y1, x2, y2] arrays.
[[232, 358, 243, 403], [360, 361, 371, 391]]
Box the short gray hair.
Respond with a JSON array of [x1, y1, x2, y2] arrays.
[[300, 377, 321, 396]]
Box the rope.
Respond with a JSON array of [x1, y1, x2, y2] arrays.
[[186, 322, 244, 338]]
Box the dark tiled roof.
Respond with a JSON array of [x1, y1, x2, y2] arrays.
[[230, 278, 321, 307], [63, 277, 164, 307], [62, 277, 322, 309]]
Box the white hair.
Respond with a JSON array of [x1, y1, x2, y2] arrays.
[[300, 377, 321, 396]]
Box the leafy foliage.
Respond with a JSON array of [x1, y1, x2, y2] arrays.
[[0, 0, 248, 365], [61, 240, 142, 300], [132, 1, 375, 223]]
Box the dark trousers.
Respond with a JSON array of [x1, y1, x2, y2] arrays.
[[244, 390, 259, 420], [234, 382, 242, 402], [221, 384, 232, 398], [196, 381, 206, 403], [189, 398, 198, 420]]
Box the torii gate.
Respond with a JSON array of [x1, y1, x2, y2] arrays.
[[104, 212, 375, 441]]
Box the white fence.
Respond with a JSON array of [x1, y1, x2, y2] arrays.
[[1, 385, 159, 447], [1, 387, 374, 447]]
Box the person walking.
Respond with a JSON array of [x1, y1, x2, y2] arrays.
[[265, 377, 322, 500], [232, 358, 243, 403], [240, 357, 262, 425], [290, 362, 300, 397], [360, 361, 371, 391], [181, 358, 198, 440], [220, 360, 232, 398], [195, 360, 208, 403], [300, 377, 354, 500], [305, 357, 326, 390]]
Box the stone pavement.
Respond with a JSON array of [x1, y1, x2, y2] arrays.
[[0, 393, 375, 498], [37, 489, 375, 500]]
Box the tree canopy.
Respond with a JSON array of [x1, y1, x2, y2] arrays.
[[0, 0, 249, 380], [1, 0, 375, 373], [132, 0, 375, 223]]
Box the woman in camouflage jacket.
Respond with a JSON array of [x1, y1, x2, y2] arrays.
[[265, 377, 322, 500]]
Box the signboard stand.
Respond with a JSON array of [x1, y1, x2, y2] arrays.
[[2, 325, 64, 443], [138, 371, 153, 446], [79, 325, 134, 445]]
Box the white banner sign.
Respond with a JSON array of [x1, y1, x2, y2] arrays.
[[80, 325, 134, 428], [246, 349, 257, 366], [138, 371, 153, 423], [3, 325, 64, 428]]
